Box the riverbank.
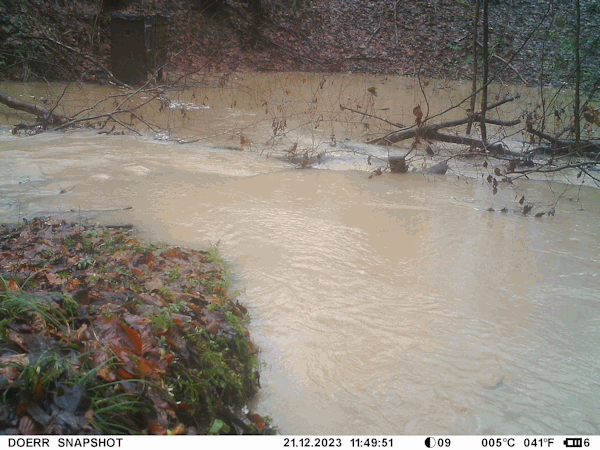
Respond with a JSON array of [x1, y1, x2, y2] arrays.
[[0, 218, 272, 435]]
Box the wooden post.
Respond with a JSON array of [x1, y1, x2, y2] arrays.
[[389, 156, 407, 173]]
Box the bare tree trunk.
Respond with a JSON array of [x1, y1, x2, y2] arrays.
[[479, 0, 489, 143], [466, 0, 481, 135], [0, 91, 70, 125], [574, 0, 581, 142]]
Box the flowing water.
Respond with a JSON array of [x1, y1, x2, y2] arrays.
[[1, 74, 599, 435]]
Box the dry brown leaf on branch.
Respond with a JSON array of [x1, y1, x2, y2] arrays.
[[413, 105, 423, 125], [584, 105, 600, 127]]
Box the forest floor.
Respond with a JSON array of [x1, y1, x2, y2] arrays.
[[0, 219, 271, 435]]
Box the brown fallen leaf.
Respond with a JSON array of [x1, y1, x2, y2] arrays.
[[206, 320, 220, 335], [119, 321, 144, 355], [97, 367, 117, 382], [111, 250, 130, 262], [139, 358, 163, 380], [248, 412, 266, 432], [170, 423, 186, 435], [115, 368, 136, 380], [249, 340, 259, 354], [46, 272, 64, 286], [149, 421, 167, 435], [163, 248, 180, 259], [66, 278, 83, 291], [73, 323, 90, 342], [145, 278, 164, 293], [19, 416, 37, 435], [9, 330, 28, 351], [140, 252, 156, 268], [8, 278, 20, 292]]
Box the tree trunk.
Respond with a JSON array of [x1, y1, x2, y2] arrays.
[[480, 0, 489, 143], [0, 91, 70, 125], [574, 0, 581, 142], [466, 0, 481, 135]]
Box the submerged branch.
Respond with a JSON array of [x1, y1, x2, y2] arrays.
[[526, 125, 600, 156]]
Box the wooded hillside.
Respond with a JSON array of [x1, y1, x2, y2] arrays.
[[0, 0, 598, 88]]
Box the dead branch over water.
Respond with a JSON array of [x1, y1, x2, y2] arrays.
[[0, 91, 70, 126]]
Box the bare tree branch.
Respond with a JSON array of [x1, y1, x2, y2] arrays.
[[0, 90, 70, 125]]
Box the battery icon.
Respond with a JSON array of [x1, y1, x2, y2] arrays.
[[564, 438, 583, 448]]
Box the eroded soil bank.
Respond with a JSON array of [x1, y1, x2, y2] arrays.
[[0, 218, 272, 435]]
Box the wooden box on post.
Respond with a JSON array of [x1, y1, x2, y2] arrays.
[[110, 13, 170, 85]]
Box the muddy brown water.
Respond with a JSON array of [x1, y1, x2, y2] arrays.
[[1, 74, 599, 435]]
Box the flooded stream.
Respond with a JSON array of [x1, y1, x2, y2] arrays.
[[1, 74, 599, 435]]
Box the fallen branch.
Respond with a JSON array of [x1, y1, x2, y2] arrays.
[[427, 130, 506, 154], [366, 94, 521, 146], [367, 114, 520, 148], [510, 160, 600, 185], [526, 125, 600, 156], [0, 90, 70, 125]]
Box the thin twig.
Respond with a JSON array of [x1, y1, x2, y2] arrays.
[[340, 105, 406, 129]]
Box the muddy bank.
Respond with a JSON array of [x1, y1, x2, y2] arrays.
[[0, 218, 272, 435]]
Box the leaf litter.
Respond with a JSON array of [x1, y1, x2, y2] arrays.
[[0, 218, 271, 435]]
